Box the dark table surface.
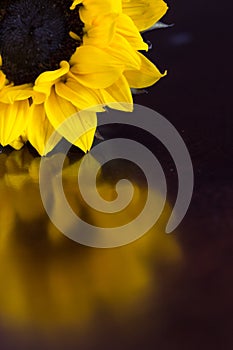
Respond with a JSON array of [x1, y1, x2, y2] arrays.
[[0, 1, 232, 349]]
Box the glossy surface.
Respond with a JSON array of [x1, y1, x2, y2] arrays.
[[0, 0, 232, 349]]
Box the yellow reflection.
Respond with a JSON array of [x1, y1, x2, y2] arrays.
[[0, 149, 182, 334]]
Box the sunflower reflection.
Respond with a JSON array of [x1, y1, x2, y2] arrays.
[[0, 149, 182, 333]]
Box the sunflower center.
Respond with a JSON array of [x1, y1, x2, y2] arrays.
[[0, 0, 84, 85]]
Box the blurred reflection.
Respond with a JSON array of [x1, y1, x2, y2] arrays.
[[0, 148, 182, 335]]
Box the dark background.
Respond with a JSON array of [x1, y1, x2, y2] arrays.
[[144, 0, 233, 347], [138, 0, 233, 348], [1, 0, 232, 349]]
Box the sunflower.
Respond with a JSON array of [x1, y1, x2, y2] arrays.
[[0, 0, 168, 155]]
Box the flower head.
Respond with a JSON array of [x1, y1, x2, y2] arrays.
[[0, 0, 168, 155]]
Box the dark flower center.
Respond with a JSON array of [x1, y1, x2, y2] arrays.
[[0, 0, 84, 85]]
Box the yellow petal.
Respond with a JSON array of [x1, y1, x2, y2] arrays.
[[0, 71, 6, 90], [26, 104, 62, 156], [55, 77, 104, 111], [0, 84, 33, 104], [78, 0, 122, 24], [45, 87, 97, 152], [124, 52, 166, 88], [73, 109, 97, 152], [34, 61, 70, 96], [70, 46, 124, 88], [104, 34, 141, 71], [0, 101, 29, 146], [99, 75, 133, 111], [70, 0, 82, 10], [9, 136, 26, 151], [83, 13, 118, 48], [31, 90, 47, 105], [122, 0, 168, 32], [116, 14, 148, 51]]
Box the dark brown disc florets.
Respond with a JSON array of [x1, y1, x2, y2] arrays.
[[0, 0, 84, 85]]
